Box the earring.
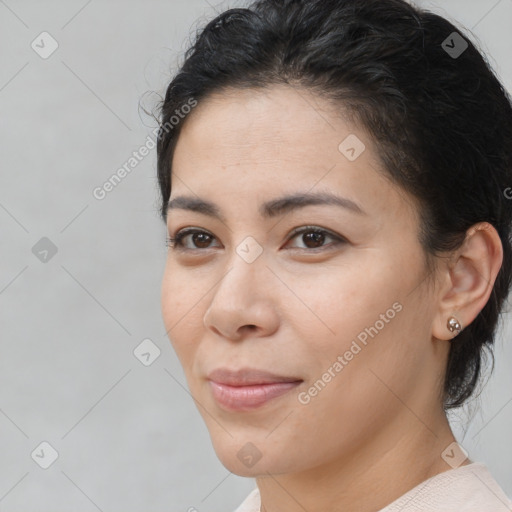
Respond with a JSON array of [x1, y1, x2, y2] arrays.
[[447, 316, 463, 337]]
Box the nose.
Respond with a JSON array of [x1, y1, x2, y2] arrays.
[[203, 255, 280, 341]]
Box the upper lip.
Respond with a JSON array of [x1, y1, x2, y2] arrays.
[[207, 367, 303, 386]]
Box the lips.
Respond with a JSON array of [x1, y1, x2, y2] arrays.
[[207, 367, 303, 410], [207, 367, 303, 386]]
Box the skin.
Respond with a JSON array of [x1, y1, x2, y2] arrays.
[[161, 85, 503, 512]]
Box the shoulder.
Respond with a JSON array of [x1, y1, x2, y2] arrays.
[[379, 462, 512, 512], [232, 487, 260, 512], [231, 464, 512, 512]]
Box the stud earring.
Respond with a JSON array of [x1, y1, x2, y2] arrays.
[[447, 316, 463, 337]]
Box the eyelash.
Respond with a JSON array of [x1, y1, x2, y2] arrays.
[[166, 226, 347, 252]]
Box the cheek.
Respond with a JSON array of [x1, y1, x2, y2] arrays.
[[292, 263, 427, 417], [161, 260, 208, 319], [161, 265, 206, 364], [284, 251, 421, 419], [283, 255, 407, 348]]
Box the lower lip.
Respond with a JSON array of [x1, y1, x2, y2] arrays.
[[208, 380, 302, 410]]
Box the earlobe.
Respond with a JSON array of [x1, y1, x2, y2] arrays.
[[432, 222, 503, 342]]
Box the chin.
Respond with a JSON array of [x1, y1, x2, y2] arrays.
[[208, 435, 279, 477]]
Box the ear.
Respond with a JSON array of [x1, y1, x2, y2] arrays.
[[432, 222, 503, 341]]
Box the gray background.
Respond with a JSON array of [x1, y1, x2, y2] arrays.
[[0, 0, 510, 510]]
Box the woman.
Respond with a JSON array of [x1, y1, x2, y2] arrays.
[[156, 0, 512, 510]]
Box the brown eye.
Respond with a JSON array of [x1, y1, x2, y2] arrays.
[[302, 231, 326, 248], [286, 226, 346, 250], [169, 229, 220, 250], [192, 232, 214, 248]]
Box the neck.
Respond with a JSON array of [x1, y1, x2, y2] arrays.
[[255, 407, 464, 512]]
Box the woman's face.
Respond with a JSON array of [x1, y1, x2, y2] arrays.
[[161, 85, 447, 477]]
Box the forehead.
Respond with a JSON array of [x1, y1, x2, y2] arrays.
[[176, 85, 353, 160], [170, 85, 419, 224]]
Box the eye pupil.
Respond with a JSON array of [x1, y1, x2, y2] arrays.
[[193, 233, 212, 248], [303, 231, 325, 248]]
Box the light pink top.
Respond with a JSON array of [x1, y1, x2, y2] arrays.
[[233, 462, 512, 512]]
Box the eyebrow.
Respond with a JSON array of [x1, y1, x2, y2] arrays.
[[167, 191, 366, 222]]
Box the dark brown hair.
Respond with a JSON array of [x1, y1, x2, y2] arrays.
[[155, 0, 512, 409]]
